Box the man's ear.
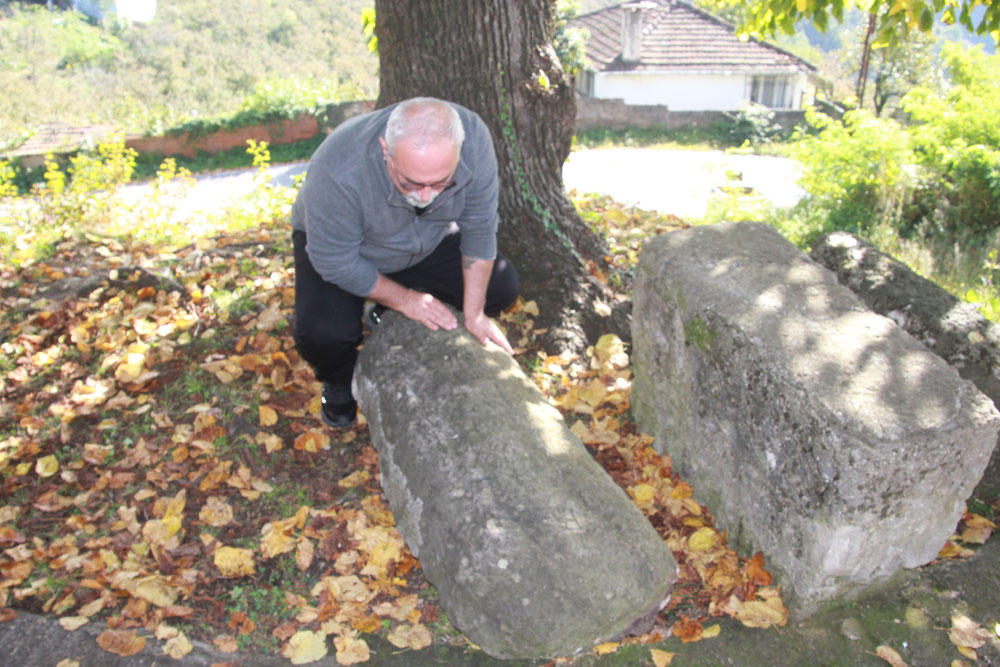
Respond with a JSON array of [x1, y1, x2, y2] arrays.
[[379, 137, 388, 159]]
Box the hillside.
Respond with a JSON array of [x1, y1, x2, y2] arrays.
[[0, 0, 379, 145]]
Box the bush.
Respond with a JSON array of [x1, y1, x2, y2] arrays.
[[790, 107, 914, 241], [902, 44, 1000, 236], [724, 101, 783, 147]]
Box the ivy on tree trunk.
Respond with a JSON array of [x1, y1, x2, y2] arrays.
[[374, 0, 625, 352]]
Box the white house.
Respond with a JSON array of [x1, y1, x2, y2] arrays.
[[571, 0, 817, 111]]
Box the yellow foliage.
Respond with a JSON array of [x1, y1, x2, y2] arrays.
[[214, 546, 256, 578], [283, 630, 329, 665]]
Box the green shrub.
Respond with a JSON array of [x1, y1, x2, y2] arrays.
[[724, 101, 783, 147], [903, 44, 1000, 236], [35, 137, 137, 230], [790, 107, 913, 242]]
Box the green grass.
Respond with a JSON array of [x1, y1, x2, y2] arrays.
[[695, 186, 1000, 324], [573, 125, 732, 150]]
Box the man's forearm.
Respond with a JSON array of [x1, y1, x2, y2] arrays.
[[461, 256, 493, 316], [367, 273, 413, 311], [368, 273, 458, 331]]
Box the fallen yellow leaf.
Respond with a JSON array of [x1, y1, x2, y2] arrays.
[[949, 614, 991, 649], [214, 546, 256, 578], [594, 333, 628, 369], [58, 616, 88, 631], [294, 430, 330, 452], [688, 527, 719, 552], [702, 624, 721, 638], [580, 378, 607, 407], [593, 641, 620, 655], [296, 537, 315, 572], [959, 514, 996, 544], [96, 629, 146, 656], [351, 614, 383, 634], [387, 623, 433, 650], [334, 635, 370, 665], [283, 630, 329, 665], [163, 632, 193, 659], [35, 454, 59, 478], [956, 645, 977, 660], [735, 594, 788, 628], [937, 541, 974, 559], [875, 645, 908, 667], [338, 469, 370, 489], [373, 593, 419, 621], [199, 496, 234, 527], [651, 648, 676, 667], [629, 483, 656, 509], [260, 523, 297, 559], [77, 597, 105, 617], [132, 575, 180, 607], [360, 539, 402, 579], [214, 635, 239, 653], [256, 431, 284, 453], [259, 404, 279, 426]]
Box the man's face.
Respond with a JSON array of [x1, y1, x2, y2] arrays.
[[381, 137, 459, 208]]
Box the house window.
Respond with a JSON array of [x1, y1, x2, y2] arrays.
[[577, 70, 595, 98], [750, 75, 793, 108]]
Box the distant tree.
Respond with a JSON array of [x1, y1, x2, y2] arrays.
[[375, 0, 624, 350], [870, 30, 943, 115], [552, 0, 590, 77], [738, 0, 999, 50]]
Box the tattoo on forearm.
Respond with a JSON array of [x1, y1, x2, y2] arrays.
[[462, 257, 478, 269]]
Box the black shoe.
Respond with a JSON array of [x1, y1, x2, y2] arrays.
[[321, 382, 356, 429], [363, 301, 387, 331]]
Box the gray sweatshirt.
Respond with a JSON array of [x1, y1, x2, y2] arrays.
[[290, 101, 500, 297]]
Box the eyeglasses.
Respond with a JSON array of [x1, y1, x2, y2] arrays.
[[387, 155, 456, 193]]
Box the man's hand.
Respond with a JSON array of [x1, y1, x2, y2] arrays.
[[399, 290, 458, 331], [464, 311, 514, 355]]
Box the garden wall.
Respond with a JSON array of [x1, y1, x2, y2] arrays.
[[574, 97, 807, 132], [123, 112, 321, 159], [8, 98, 804, 167]]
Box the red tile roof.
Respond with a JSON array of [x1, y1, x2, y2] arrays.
[[571, 0, 816, 73]]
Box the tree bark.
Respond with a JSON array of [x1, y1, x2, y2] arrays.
[[856, 12, 877, 109], [375, 0, 626, 353]]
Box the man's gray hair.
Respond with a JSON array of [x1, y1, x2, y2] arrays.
[[384, 97, 465, 155]]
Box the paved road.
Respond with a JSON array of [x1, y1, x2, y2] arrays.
[[563, 147, 803, 217], [120, 147, 803, 220]]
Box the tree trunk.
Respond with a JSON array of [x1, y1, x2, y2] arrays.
[[856, 12, 877, 109], [375, 0, 625, 353]]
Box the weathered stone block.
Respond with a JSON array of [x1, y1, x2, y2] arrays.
[[811, 231, 1000, 409], [811, 231, 1000, 499], [353, 311, 676, 660], [631, 222, 999, 615]]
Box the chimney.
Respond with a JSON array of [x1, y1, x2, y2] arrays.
[[621, 1, 656, 64]]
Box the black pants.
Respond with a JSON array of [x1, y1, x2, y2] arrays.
[[292, 228, 519, 386]]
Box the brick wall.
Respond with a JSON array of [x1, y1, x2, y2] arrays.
[[124, 113, 320, 158]]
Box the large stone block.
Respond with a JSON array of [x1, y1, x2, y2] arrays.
[[353, 311, 676, 660], [811, 231, 1000, 499], [811, 231, 1000, 409], [631, 222, 999, 614]]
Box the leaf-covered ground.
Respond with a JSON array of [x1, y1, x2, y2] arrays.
[[0, 176, 994, 665]]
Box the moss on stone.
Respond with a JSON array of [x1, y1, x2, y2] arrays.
[[684, 316, 716, 353]]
